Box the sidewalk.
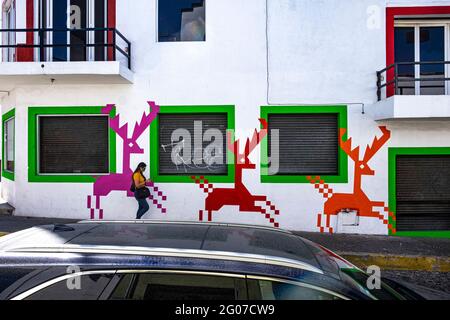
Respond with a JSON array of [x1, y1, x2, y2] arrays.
[[0, 215, 79, 233]]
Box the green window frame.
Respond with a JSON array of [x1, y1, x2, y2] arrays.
[[260, 105, 348, 183], [28, 106, 117, 183], [2, 108, 15, 181], [150, 105, 235, 183], [388, 147, 450, 239]]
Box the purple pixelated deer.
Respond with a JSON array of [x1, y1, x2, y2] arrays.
[[87, 101, 167, 219]]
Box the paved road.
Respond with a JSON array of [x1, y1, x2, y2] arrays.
[[382, 270, 450, 295]]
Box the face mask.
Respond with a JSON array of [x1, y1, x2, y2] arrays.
[[142, 167, 146, 172]]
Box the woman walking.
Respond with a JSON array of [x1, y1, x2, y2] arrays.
[[132, 162, 151, 219]]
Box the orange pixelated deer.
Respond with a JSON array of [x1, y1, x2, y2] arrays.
[[191, 119, 280, 227], [307, 126, 396, 234]]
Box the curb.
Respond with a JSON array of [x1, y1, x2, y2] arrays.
[[341, 253, 450, 272]]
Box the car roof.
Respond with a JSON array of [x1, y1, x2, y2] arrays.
[[0, 220, 324, 274]]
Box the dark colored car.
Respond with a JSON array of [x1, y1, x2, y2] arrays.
[[0, 220, 438, 300]]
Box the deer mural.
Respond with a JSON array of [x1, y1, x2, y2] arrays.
[[307, 126, 396, 234], [87, 101, 167, 219], [192, 119, 281, 227]]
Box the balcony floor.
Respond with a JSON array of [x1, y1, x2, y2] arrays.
[[0, 61, 134, 90], [368, 95, 450, 120]]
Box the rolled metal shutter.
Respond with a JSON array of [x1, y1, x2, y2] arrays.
[[268, 113, 339, 175], [158, 113, 228, 175], [39, 116, 109, 174], [396, 155, 450, 231]]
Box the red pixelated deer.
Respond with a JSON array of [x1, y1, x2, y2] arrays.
[[307, 126, 396, 234], [191, 119, 280, 227]]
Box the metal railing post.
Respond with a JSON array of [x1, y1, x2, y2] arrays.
[[39, 28, 45, 62], [394, 63, 399, 95], [127, 42, 131, 70], [376, 71, 381, 101], [112, 29, 117, 61]]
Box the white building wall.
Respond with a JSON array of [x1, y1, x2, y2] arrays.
[[1, 0, 450, 235]]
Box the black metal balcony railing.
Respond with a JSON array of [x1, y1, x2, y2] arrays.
[[377, 61, 450, 101], [0, 28, 131, 69]]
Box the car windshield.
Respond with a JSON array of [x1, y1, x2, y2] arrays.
[[339, 268, 405, 300]]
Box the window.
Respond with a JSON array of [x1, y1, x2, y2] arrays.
[[388, 147, 450, 237], [2, 109, 15, 181], [4, 118, 15, 173], [150, 106, 235, 183], [158, 0, 205, 42], [37, 0, 108, 62], [38, 116, 109, 174], [108, 272, 247, 300], [395, 154, 450, 231], [0, 268, 41, 297], [25, 273, 114, 300], [260, 106, 348, 183], [247, 278, 343, 300], [339, 269, 403, 300], [394, 20, 450, 95], [28, 106, 116, 183]]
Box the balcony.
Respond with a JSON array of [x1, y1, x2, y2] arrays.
[[0, 28, 133, 89], [371, 61, 450, 120]]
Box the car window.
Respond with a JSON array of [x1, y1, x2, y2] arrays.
[[247, 279, 343, 300], [108, 273, 247, 300], [0, 268, 41, 295], [25, 273, 114, 300], [339, 269, 404, 300]]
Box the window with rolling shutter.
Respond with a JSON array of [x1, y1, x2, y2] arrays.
[[38, 116, 109, 174], [396, 155, 450, 231], [268, 113, 339, 176], [150, 106, 235, 183], [158, 113, 228, 175], [260, 106, 348, 184]]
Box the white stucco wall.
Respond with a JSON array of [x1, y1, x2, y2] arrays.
[[1, 0, 450, 235]]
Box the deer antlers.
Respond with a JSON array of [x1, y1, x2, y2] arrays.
[[102, 101, 160, 141], [339, 128, 360, 162], [363, 126, 391, 162], [340, 126, 391, 162], [131, 101, 160, 141], [227, 118, 268, 159]]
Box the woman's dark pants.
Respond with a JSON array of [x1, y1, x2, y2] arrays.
[[135, 195, 150, 219]]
